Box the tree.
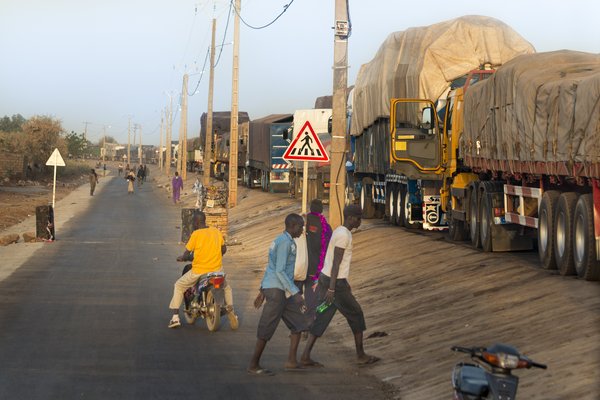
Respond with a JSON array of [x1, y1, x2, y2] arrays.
[[21, 116, 67, 165], [0, 114, 26, 132], [97, 136, 118, 146], [64, 131, 88, 158]]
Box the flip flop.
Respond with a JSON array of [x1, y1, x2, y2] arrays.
[[247, 368, 275, 376], [301, 360, 324, 368], [357, 355, 380, 366]]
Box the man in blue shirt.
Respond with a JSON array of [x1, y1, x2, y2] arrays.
[[248, 213, 308, 375]]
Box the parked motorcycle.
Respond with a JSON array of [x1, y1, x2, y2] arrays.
[[451, 343, 547, 399], [180, 264, 238, 332]]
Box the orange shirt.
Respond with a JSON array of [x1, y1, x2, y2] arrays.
[[185, 227, 224, 274]]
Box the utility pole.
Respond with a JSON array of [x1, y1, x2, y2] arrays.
[[328, 0, 350, 229], [127, 117, 131, 166], [228, 0, 241, 208], [83, 121, 90, 141], [102, 125, 107, 163], [166, 96, 173, 175], [159, 110, 164, 171], [178, 74, 189, 180], [203, 18, 217, 187]]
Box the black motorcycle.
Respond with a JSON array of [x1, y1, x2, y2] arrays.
[[180, 264, 238, 332], [451, 343, 547, 399]]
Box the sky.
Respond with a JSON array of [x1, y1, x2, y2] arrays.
[[1, 0, 599, 147]]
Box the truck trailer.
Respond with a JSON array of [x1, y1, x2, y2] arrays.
[[244, 114, 293, 192], [350, 16, 534, 230], [431, 50, 600, 280]]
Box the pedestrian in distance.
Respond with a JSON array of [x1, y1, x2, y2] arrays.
[[300, 204, 380, 367], [118, 163, 123, 176], [103, 163, 106, 177], [248, 213, 309, 376], [172, 171, 183, 204], [143, 164, 149, 182], [168, 211, 238, 329], [89, 169, 98, 196], [137, 165, 144, 186], [302, 199, 332, 323], [126, 169, 136, 194]]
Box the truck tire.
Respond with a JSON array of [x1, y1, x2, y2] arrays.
[[538, 190, 560, 270], [554, 192, 579, 276], [573, 194, 600, 280], [393, 185, 403, 226], [402, 186, 421, 229], [480, 189, 493, 252], [386, 183, 394, 222], [469, 187, 481, 248], [360, 179, 375, 218], [447, 200, 468, 241]]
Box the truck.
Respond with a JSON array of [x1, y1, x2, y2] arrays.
[[244, 114, 293, 192], [288, 108, 333, 202], [430, 50, 600, 280], [350, 16, 534, 230], [199, 111, 250, 180]]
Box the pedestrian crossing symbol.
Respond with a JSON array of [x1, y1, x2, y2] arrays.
[[283, 121, 329, 162]]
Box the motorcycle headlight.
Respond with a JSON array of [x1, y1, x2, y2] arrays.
[[483, 352, 519, 369]]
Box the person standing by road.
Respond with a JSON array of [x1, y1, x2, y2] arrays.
[[118, 163, 123, 176], [89, 169, 98, 196], [300, 204, 380, 367], [137, 165, 145, 187], [302, 199, 332, 322], [172, 171, 183, 204], [248, 213, 309, 376], [168, 211, 237, 329], [126, 169, 136, 194]]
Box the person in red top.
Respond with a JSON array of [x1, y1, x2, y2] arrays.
[[168, 211, 237, 328]]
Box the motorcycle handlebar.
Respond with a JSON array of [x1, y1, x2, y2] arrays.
[[529, 361, 548, 370], [451, 346, 479, 355]]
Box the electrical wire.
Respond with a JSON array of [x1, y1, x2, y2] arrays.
[[231, 0, 295, 30], [213, 0, 233, 68], [187, 47, 211, 96]]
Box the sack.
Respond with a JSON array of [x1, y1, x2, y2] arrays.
[[293, 232, 308, 281]]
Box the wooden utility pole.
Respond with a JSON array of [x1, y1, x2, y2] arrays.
[[127, 117, 131, 166], [102, 125, 106, 163], [159, 110, 164, 171], [203, 18, 217, 187], [228, 0, 241, 208], [178, 74, 189, 180], [166, 96, 173, 175], [328, 0, 350, 228], [83, 121, 90, 141]]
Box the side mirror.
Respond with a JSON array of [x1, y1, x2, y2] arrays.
[[327, 116, 333, 134], [421, 107, 434, 132], [283, 127, 290, 141]]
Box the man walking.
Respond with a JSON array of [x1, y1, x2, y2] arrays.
[[301, 204, 380, 367], [248, 214, 309, 375]]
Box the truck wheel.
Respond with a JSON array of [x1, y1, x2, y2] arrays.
[[402, 186, 421, 229], [447, 201, 468, 241], [554, 192, 579, 276], [469, 188, 481, 248], [573, 194, 600, 280], [480, 190, 493, 252], [386, 183, 395, 222], [360, 180, 376, 218], [394, 186, 403, 226], [538, 191, 560, 269]]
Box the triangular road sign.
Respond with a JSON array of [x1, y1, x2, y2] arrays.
[[283, 121, 329, 162], [46, 148, 66, 167]]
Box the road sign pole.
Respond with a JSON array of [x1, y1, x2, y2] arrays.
[[52, 163, 57, 209], [302, 161, 308, 214]]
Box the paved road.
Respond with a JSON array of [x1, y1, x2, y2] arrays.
[[0, 177, 392, 400]]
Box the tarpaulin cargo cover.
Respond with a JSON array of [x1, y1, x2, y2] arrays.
[[350, 15, 534, 136], [462, 50, 600, 178]]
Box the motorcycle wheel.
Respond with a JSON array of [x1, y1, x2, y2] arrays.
[[205, 291, 221, 332]]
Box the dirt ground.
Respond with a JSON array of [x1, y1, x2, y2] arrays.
[[0, 176, 89, 232]]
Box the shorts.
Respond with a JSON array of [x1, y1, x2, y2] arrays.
[[256, 288, 310, 341], [309, 275, 366, 337]]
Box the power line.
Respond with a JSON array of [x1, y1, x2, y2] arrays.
[[214, 0, 233, 68], [231, 0, 295, 30], [188, 47, 211, 96]]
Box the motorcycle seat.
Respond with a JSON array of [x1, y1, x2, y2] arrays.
[[454, 364, 489, 397]]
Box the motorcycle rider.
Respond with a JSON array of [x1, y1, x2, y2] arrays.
[[168, 211, 237, 328]]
